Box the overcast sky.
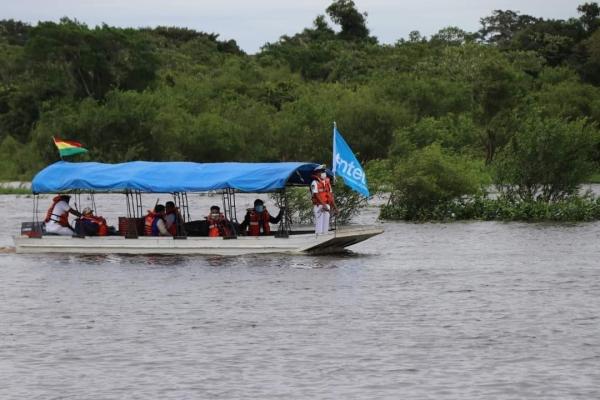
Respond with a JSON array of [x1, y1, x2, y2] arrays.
[[4, 0, 581, 53]]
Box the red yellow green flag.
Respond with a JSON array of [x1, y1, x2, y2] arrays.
[[53, 137, 88, 157]]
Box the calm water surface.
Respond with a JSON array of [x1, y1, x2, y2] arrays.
[[1, 194, 599, 399]]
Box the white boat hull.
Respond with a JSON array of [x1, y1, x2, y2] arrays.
[[13, 226, 383, 255]]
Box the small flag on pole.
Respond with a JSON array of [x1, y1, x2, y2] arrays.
[[332, 123, 370, 197], [53, 137, 88, 158]]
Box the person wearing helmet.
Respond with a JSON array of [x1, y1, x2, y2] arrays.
[[239, 199, 284, 236], [44, 194, 81, 235], [310, 164, 336, 235]]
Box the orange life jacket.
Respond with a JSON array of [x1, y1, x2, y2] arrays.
[[207, 212, 228, 237], [247, 209, 271, 236], [144, 211, 163, 236], [81, 215, 108, 236], [311, 175, 333, 206], [44, 195, 70, 226]]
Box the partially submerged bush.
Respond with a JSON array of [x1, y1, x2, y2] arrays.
[[494, 114, 599, 202], [381, 193, 600, 222], [386, 143, 489, 219]]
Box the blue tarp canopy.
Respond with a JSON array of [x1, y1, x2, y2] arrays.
[[32, 161, 321, 193]]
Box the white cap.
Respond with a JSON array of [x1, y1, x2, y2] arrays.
[[82, 207, 93, 215], [314, 164, 326, 171]]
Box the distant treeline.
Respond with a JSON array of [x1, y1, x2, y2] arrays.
[[1, 1, 600, 219]]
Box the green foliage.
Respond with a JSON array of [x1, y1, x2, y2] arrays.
[[478, 10, 539, 47], [364, 159, 394, 193], [494, 113, 598, 201], [24, 19, 159, 99], [390, 114, 480, 158], [387, 144, 489, 219], [578, 2, 600, 32], [326, 0, 372, 42], [0, 135, 41, 180], [587, 172, 600, 183], [381, 194, 600, 222], [579, 29, 600, 85]]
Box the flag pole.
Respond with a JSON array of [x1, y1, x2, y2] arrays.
[[53, 136, 64, 161]]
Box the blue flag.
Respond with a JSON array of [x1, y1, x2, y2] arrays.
[[332, 125, 370, 197]]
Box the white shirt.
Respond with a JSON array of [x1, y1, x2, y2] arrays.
[[156, 218, 170, 236], [47, 200, 71, 225], [310, 180, 319, 195]]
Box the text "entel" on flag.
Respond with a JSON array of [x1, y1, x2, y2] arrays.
[[332, 126, 370, 197]]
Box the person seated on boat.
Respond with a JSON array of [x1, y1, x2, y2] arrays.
[[165, 201, 185, 236], [206, 205, 232, 237], [74, 207, 109, 236], [144, 204, 171, 236], [239, 199, 283, 236], [44, 194, 81, 235]]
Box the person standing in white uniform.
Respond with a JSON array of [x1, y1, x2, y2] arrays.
[[310, 165, 336, 235], [44, 194, 81, 235]]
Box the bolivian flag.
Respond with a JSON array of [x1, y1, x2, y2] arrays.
[[53, 137, 88, 157]]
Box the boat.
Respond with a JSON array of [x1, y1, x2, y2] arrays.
[[14, 161, 383, 255]]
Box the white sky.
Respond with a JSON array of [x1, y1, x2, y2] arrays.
[[3, 0, 581, 53]]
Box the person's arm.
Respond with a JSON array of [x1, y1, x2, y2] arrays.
[[69, 208, 82, 218], [156, 219, 171, 236], [239, 212, 250, 232], [270, 208, 284, 224]]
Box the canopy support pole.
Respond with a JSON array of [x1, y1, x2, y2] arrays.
[[24, 194, 43, 238], [171, 192, 188, 238], [221, 189, 238, 238], [182, 192, 191, 222], [124, 190, 139, 238], [274, 189, 291, 238], [90, 191, 97, 216]]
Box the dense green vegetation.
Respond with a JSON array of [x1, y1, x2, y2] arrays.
[[1, 1, 600, 220]]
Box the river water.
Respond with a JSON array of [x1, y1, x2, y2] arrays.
[[1, 194, 599, 399]]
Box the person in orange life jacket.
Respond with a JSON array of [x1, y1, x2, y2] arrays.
[[311, 164, 336, 235], [74, 207, 109, 236], [239, 199, 283, 236], [206, 205, 232, 237], [144, 204, 171, 236], [44, 194, 81, 235], [165, 201, 185, 236]]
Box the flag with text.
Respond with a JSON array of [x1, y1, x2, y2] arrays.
[[332, 126, 370, 197]]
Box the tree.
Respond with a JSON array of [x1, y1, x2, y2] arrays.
[[510, 19, 584, 66], [478, 10, 539, 47], [25, 19, 159, 99], [578, 2, 600, 33], [326, 0, 371, 41], [579, 29, 600, 84], [494, 113, 598, 201], [472, 58, 524, 163], [0, 19, 31, 46]]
